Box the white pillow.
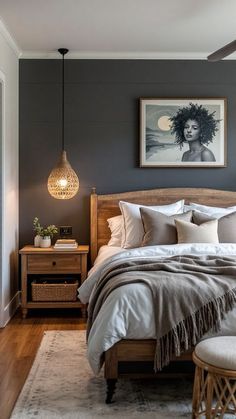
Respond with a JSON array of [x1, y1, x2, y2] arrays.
[[175, 219, 219, 244], [119, 200, 184, 249], [185, 202, 236, 217], [107, 215, 122, 247]]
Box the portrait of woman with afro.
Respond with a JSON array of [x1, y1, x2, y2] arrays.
[[170, 103, 220, 162]]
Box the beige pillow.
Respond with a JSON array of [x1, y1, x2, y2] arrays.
[[175, 219, 219, 244], [140, 208, 192, 246], [193, 210, 236, 243]]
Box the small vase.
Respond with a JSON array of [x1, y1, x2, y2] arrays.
[[34, 235, 41, 247], [40, 236, 51, 248]]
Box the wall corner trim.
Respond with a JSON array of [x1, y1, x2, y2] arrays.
[[0, 291, 20, 328], [0, 18, 21, 58]]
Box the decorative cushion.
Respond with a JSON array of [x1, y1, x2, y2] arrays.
[[195, 336, 236, 370], [119, 200, 184, 249], [175, 219, 219, 244], [193, 210, 236, 243], [140, 208, 192, 246], [107, 215, 122, 247]]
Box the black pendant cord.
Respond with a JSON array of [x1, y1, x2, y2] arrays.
[[62, 52, 64, 151], [58, 48, 68, 152]]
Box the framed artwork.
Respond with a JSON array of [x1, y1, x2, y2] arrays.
[[140, 98, 226, 167]]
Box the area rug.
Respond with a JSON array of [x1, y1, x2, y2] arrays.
[[11, 330, 195, 419]]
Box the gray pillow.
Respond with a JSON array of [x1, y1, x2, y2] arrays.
[[193, 210, 236, 243], [140, 208, 192, 246]]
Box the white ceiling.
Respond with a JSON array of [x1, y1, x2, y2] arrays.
[[0, 0, 235, 59]]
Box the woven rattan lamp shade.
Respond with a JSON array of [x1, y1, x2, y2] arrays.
[[47, 151, 79, 199]]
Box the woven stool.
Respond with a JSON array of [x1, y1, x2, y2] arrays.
[[192, 336, 236, 418]]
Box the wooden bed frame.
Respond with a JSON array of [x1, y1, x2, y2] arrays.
[[90, 187, 236, 403]]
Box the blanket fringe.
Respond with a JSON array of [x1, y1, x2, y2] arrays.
[[154, 287, 236, 371]]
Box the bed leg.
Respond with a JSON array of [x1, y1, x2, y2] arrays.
[[106, 379, 117, 403], [104, 344, 118, 403]]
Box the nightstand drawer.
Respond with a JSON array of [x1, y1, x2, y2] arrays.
[[27, 254, 81, 273]]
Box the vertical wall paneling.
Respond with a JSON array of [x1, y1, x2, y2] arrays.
[[19, 59, 236, 248]]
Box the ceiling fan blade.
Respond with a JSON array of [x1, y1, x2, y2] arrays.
[[207, 40, 236, 61]]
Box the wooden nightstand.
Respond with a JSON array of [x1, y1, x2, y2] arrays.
[[19, 245, 89, 318]]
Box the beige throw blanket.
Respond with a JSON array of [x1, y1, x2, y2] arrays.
[[87, 255, 236, 370]]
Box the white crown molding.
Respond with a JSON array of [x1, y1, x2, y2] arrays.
[[21, 50, 207, 59], [0, 18, 21, 57], [20, 50, 236, 60]]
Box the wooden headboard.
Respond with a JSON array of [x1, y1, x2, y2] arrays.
[[90, 187, 236, 264]]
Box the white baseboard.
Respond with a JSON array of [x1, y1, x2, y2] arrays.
[[0, 291, 20, 327]]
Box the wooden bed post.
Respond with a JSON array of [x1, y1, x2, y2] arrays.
[[90, 187, 98, 265]]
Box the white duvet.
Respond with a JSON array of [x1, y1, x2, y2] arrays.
[[78, 244, 236, 374]]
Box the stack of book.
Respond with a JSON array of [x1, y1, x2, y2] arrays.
[[54, 239, 78, 250]]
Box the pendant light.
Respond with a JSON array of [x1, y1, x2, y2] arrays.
[[47, 48, 79, 199]]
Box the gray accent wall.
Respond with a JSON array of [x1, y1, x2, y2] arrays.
[[19, 59, 236, 247]]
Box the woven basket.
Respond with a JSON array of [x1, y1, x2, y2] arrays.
[[31, 280, 78, 302]]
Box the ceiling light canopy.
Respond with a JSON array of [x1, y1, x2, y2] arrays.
[[47, 48, 79, 199]]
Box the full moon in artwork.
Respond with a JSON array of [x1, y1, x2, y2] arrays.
[[157, 115, 171, 131]]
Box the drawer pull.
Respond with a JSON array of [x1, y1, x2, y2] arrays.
[[52, 261, 56, 266]]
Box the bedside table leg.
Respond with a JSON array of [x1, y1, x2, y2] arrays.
[[21, 255, 28, 319], [22, 308, 28, 319], [81, 304, 87, 318]]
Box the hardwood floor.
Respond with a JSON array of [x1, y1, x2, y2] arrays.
[[0, 308, 86, 419]]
